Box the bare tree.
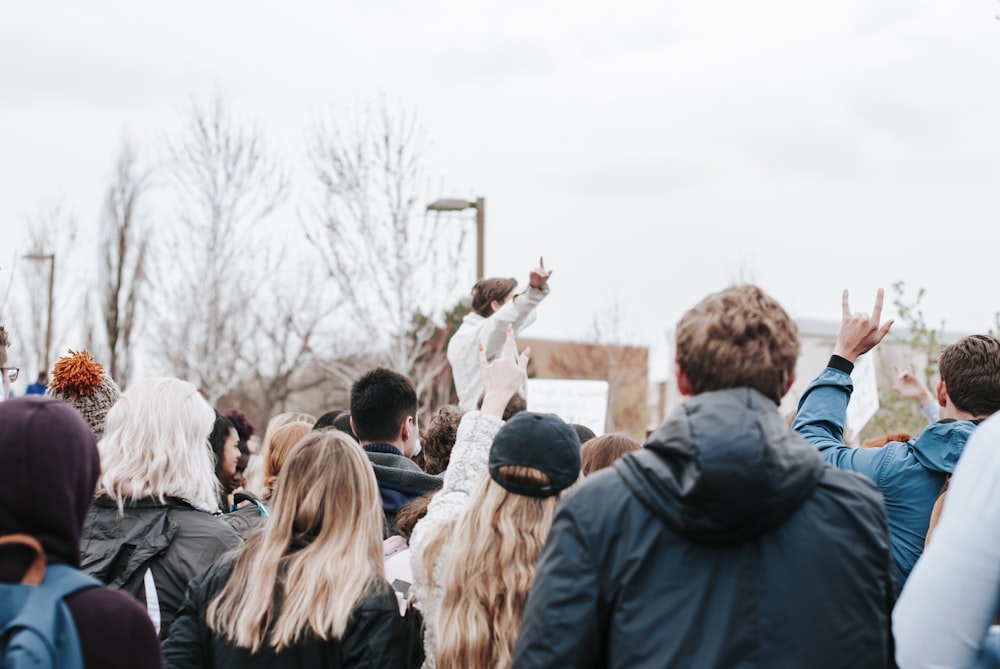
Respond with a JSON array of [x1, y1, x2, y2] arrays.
[[14, 203, 78, 377], [233, 262, 344, 418], [302, 100, 467, 397], [154, 95, 289, 403], [95, 135, 152, 386]]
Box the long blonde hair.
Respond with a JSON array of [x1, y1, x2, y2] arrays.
[[427, 466, 561, 669], [206, 430, 384, 652], [242, 411, 316, 496], [97, 378, 219, 513]]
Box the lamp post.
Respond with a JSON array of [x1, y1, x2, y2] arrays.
[[426, 197, 485, 280], [23, 253, 55, 373]]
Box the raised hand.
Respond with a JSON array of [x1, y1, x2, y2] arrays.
[[529, 256, 552, 290], [893, 362, 935, 407], [479, 324, 531, 417], [833, 289, 894, 363]]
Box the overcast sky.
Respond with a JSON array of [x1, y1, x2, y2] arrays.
[[2, 0, 999, 378]]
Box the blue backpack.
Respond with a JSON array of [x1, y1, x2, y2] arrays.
[[0, 534, 101, 669]]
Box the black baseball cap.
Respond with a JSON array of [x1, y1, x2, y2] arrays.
[[488, 412, 582, 498]]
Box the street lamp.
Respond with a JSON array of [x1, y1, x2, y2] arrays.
[[426, 197, 485, 281], [22, 253, 55, 373]]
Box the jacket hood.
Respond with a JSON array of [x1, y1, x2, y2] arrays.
[[908, 419, 976, 473], [366, 451, 443, 512], [618, 387, 824, 546], [0, 397, 100, 565]]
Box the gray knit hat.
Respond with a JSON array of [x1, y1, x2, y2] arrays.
[[45, 349, 121, 441]]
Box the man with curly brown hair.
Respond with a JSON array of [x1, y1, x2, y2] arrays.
[[513, 285, 895, 669]]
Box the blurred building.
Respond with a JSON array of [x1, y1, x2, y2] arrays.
[[519, 338, 648, 441]]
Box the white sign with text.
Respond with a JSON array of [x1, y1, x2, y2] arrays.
[[526, 379, 610, 436]]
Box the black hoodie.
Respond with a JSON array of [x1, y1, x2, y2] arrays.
[[0, 397, 163, 668], [512, 388, 897, 669]]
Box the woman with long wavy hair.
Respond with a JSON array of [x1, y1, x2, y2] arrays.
[[163, 429, 409, 668], [411, 328, 582, 669]]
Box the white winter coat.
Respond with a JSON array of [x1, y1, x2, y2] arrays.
[[409, 411, 504, 668], [447, 284, 549, 411]]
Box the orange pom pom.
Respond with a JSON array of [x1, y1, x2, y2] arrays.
[[49, 349, 105, 399]]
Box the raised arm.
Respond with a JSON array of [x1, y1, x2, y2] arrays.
[[893, 362, 940, 424], [794, 289, 893, 476], [480, 258, 551, 360], [411, 327, 530, 576]]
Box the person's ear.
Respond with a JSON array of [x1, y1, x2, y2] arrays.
[[937, 380, 948, 408], [350, 416, 357, 436], [490, 299, 502, 315], [676, 363, 693, 397], [400, 415, 412, 442], [783, 371, 797, 397]]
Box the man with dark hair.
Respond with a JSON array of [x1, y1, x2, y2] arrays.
[[448, 258, 551, 411], [794, 290, 1000, 588], [513, 285, 895, 669], [350, 367, 442, 536]]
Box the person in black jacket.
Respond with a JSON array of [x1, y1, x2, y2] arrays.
[[163, 428, 408, 668], [350, 368, 443, 536], [80, 378, 242, 641], [512, 285, 897, 669]]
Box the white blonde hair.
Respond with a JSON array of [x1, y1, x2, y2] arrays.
[[97, 377, 219, 513], [242, 411, 315, 496]]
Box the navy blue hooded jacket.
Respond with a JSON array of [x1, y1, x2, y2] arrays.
[[512, 388, 895, 669]]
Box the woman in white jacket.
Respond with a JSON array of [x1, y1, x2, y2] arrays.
[[447, 258, 551, 411], [411, 326, 581, 669]]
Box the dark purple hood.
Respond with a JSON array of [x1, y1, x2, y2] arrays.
[[0, 396, 100, 566]]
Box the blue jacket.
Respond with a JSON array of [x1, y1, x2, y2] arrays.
[[794, 363, 977, 587], [361, 444, 442, 538]]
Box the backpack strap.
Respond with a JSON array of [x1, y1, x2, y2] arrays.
[[0, 536, 101, 669], [0, 534, 46, 586], [232, 491, 270, 517]]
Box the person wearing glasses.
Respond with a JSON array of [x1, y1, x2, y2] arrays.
[[0, 324, 16, 401]]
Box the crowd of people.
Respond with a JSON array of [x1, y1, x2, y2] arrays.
[[3, 261, 1000, 668]]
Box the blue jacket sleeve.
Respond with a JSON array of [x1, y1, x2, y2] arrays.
[[793, 366, 887, 482], [511, 502, 603, 669]]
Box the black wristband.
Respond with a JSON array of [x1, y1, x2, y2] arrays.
[[828, 355, 854, 375]]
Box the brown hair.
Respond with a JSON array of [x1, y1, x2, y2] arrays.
[[475, 392, 527, 421], [938, 334, 1000, 417], [417, 406, 465, 475], [471, 277, 517, 318], [581, 433, 642, 475], [675, 285, 799, 405], [395, 492, 433, 540], [206, 430, 383, 652], [263, 422, 313, 497]]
